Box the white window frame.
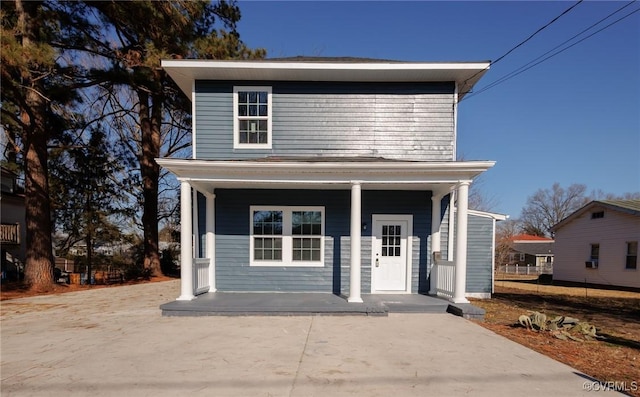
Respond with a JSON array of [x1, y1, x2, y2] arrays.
[[250, 206, 325, 267], [233, 86, 272, 149]]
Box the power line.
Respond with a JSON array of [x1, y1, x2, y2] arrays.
[[492, 0, 584, 66], [464, 3, 639, 100], [459, 0, 584, 95]]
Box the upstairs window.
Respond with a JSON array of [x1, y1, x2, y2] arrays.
[[626, 242, 638, 270], [590, 244, 600, 262], [591, 211, 604, 219], [233, 86, 272, 149]]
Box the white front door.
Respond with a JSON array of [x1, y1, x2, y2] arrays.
[[371, 215, 412, 293]]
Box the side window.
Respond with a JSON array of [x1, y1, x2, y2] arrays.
[[233, 87, 272, 148], [626, 242, 638, 270]]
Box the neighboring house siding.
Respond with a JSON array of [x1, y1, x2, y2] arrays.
[[214, 189, 432, 293], [194, 81, 455, 161], [554, 209, 640, 288]]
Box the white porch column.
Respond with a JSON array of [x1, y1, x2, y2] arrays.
[[429, 191, 444, 295], [192, 189, 199, 258], [205, 191, 216, 292], [177, 180, 195, 301], [452, 181, 470, 303], [348, 181, 363, 303]]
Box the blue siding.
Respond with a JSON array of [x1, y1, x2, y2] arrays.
[[214, 189, 432, 293], [440, 207, 494, 294], [194, 81, 455, 161]]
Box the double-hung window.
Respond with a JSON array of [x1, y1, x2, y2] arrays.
[[233, 86, 272, 148], [250, 206, 324, 267]]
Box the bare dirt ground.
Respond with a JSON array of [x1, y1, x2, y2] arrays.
[[472, 278, 640, 396]]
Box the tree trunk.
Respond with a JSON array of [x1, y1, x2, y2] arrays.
[[18, 0, 54, 291], [139, 89, 162, 276]]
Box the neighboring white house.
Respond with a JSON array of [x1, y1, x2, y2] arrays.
[[551, 200, 640, 289]]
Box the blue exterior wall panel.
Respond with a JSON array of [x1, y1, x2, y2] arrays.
[[194, 81, 455, 161], [213, 189, 432, 293]]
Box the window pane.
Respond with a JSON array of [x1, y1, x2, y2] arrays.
[[628, 242, 638, 255], [293, 250, 301, 261], [274, 249, 282, 260], [259, 105, 268, 116], [249, 91, 257, 103], [258, 91, 268, 103], [258, 132, 268, 144], [239, 105, 247, 116], [249, 105, 257, 116], [312, 250, 320, 261], [253, 211, 283, 236], [238, 91, 247, 103], [254, 249, 262, 260]]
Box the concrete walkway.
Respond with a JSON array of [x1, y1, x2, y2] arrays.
[[1, 280, 616, 396]]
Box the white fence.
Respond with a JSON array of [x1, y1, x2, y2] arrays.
[[497, 264, 553, 276], [193, 258, 210, 295], [435, 261, 455, 299]]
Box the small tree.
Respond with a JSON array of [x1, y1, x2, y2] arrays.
[[51, 126, 126, 280]]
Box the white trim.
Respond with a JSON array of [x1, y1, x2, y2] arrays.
[[205, 191, 216, 292], [371, 214, 413, 294], [348, 182, 363, 302], [233, 86, 272, 149], [453, 82, 458, 161], [249, 206, 325, 267], [191, 80, 197, 159], [453, 181, 470, 304], [162, 59, 491, 101], [177, 180, 195, 301], [465, 292, 491, 299], [155, 159, 495, 189]]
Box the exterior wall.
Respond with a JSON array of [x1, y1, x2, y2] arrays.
[[0, 194, 26, 262], [441, 206, 494, 295], [553, 208, 640, 288], [194, 81, 455, 161], [213, 188, 431, 293]]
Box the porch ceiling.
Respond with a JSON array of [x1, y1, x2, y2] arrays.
[[156, 158, 495, 193]]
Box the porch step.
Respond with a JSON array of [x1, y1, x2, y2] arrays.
[[160, 292, 480, 318]]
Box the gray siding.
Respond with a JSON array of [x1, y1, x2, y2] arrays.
[[440, 206, 494, 294], [214, 189, 432, 293], [195, 81, 455, 161]]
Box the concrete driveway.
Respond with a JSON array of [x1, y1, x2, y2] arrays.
[[1, 280, 615, 396]]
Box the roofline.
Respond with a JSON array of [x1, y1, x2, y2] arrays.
[[467, 209, 509, 221], [551, 200, 640, 231], [156, 158, 495, 189], [161, 59, 491, 100]]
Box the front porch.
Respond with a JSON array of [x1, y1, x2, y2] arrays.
[[160, 291, 485, 319]]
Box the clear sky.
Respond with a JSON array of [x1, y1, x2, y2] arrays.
[[236, 0, 640, 218]]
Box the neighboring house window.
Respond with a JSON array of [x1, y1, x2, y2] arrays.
[[519, 253, 525, 261], [250, 206, 324, 267], [509, 253, 515, 262], [591, 211, 604, 219], [626, 242, 638, 270], [233, 86, 272, 148], [590, 244, 600, 263]]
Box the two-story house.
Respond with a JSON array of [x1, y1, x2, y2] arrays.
[[158, 57, 495, 307]]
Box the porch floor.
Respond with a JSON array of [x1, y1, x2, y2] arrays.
[[160, 292, 485, 319]]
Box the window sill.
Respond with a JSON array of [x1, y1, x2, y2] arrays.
[[250, 261, 325, 268]]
